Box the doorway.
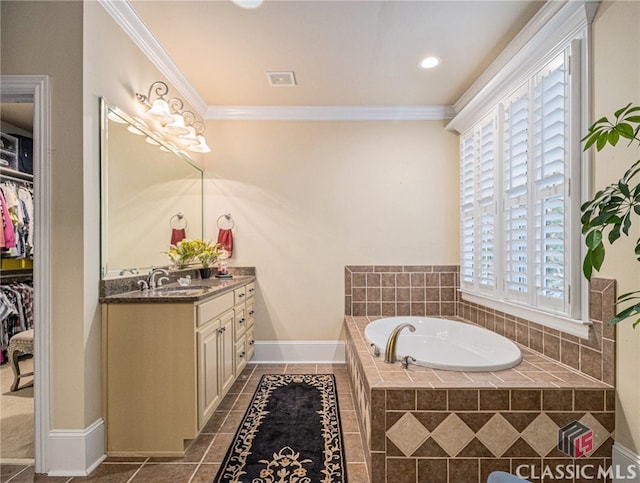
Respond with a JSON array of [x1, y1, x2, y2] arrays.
[[0, 75, 51, 474]]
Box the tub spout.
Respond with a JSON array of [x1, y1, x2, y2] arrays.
[[384, 323, 416, 363]]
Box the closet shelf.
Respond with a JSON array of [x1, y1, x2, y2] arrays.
[[0, 166, 33, 183]]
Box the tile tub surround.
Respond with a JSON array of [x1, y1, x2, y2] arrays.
[[345, 316, 614, 483], [345, 266, 616, 387]]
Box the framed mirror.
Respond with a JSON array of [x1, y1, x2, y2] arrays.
[[100, 98, 203, 279]]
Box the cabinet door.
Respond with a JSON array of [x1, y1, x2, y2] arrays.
[[197, 320, 221, 429], [219, 310, 235, 396]]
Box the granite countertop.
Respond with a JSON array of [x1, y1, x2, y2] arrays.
[[99, 275, 255, 304]]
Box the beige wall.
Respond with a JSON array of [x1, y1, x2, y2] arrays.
[[203, 120, 460, 340], [592, 0, 640, 454], [2, 1, 88, 429]]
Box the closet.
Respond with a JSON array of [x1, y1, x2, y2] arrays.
[[1, 105, 36, 461]]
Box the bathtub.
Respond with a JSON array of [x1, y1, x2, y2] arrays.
[[365, 316, 522, 371]]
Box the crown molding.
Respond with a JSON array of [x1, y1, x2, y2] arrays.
[[448, 0, 599, 133], [205, 105, 455, 121], [98, 0, 208, 116]]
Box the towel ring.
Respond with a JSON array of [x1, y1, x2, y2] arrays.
[[217, 213, 235, 230], [169, 212, 188, 229]]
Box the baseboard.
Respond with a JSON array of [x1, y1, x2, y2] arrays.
[[252, 341, 345, 364], [47, 418, 106, 477], [613, 442, 640, 483]]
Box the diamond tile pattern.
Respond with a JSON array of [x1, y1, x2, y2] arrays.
[[476, 414, 520, 457], [386, 412, 430, 456], [580, 412, 610, 454], [430, 414, 475, 456], [520, 413, 560, 456]]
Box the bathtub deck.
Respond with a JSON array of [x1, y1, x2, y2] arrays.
[[345, 315, 611, 390]]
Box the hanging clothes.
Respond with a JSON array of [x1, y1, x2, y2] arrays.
[[0, 282, 33, 363]]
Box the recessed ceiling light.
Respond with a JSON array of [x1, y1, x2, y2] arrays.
[[231, 0, 264, 9], [420, 56, 441, 69]]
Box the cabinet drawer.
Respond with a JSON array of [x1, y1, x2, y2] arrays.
[[234, 286, 246, 305], [234, 304, 247, 339], [246, 282, 256, 298], [246, 298, 255, 328], [246, 327, 255, 360], [197, 292, 234, 327], [235, 337, 247, 374]]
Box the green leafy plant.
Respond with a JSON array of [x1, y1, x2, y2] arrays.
[[166, 238, 220, 269], [194, 240, 221, 268], [581, 102, 640, 326]]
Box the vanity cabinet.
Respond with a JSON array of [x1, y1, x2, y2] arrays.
[[102, 278, 255, 456]]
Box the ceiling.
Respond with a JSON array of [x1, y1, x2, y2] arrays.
[[129, 0, 545, 110]]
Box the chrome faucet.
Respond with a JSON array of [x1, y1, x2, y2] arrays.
[[384, 323, 416, 363], [148, 268, 169, 289]]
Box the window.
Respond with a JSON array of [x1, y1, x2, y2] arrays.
[[450, 1, 596, 336], [459, 46, 585, 331]]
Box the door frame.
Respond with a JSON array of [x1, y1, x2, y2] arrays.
[[1, 75, 51, 474]]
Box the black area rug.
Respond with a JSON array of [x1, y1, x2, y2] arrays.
[[214, 374, 347, 483]]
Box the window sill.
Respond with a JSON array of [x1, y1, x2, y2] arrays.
[[460, 290, 591, 339]]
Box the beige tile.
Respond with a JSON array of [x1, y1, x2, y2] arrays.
[[476, 414, 520, 457], [430, 413, 475, 456], [129, 463, 197, 482], [520, 413, 560, 456], [203, 433, 235, 463], [219, 410, 246, 433], [73, 463, 143, 482], [386, 412, 430, 457], [189, 464, 221, 483], [346, 463, 371, 483], [343, 432, 366, 463]]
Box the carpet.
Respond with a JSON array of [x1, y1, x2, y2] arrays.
[[214, 374, 347, 483], [0, 356, 34, 460]]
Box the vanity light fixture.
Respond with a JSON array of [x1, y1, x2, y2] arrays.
[[136, 80, 212, 153]]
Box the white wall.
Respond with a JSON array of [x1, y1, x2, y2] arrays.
[[203, 120, 460, 341]]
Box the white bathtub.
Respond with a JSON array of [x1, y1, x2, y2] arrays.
[[364, 316, 522, 372]]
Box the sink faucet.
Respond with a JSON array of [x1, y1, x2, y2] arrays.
[[384, 323, 416, 363], [148, 268, 169, 289]]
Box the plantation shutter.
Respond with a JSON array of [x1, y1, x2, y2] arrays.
[[460, 132, 476, 287], [477, 119, 496, 290], [503, 87, 530, 302], [532, 51, 569, 311]]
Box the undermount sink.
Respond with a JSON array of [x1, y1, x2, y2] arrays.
[[151, 286, 209, 296]]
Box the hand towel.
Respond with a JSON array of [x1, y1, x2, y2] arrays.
[[217, 228, 233, 257], [170, 228, 186, 246]]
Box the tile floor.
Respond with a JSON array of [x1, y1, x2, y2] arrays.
[[0, 364, 369, 483]]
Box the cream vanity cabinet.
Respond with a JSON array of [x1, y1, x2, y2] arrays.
[[102, 279, 255, 456]]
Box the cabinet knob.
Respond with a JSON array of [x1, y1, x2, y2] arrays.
[[239, 318, 245, 324], [249, 288, 255, 294], [238, 293, 245, 299], [239, 351, 245, 358], [249, 310, 255, 316], [249, 340, 255, 346], [218, 327, 226, 334]]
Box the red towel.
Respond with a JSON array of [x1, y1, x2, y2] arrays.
[[171, 228, 186, 246], [217, 228, 233, 257]]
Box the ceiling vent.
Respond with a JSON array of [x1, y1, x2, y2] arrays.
[[266, 71, 297, 87]]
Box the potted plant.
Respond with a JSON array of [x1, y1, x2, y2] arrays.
[[166, 238, 199, 269], [194, 239, 221, 279], [581, 102, 640, 326]]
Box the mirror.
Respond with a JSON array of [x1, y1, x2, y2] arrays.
[[100, 98, 203, 279]]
